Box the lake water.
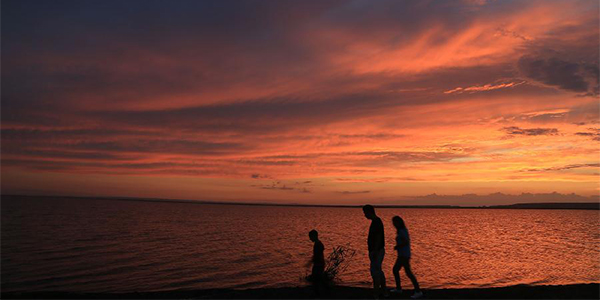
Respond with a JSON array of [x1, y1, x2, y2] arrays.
[[2, 196, 599, 293]]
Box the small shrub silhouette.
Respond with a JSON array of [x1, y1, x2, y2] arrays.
[[304, 244, 356, 285]]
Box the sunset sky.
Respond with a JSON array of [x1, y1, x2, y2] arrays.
[[2, 0, 599, 205]]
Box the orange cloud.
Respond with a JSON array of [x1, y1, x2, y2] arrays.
[[2, 0, 598, 204]]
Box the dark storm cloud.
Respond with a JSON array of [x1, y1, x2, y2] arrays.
[[502, 126, 559, 136], [518, 56, 598, 94]]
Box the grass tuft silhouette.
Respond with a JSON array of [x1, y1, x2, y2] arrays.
[[303, 244, 356, 285]]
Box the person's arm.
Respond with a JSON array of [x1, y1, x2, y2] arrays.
[[306, 244, 316, 267], [397, 233, 408, 247], [393, 231, 408, 250], [373, 222, 385, 251], [375, 232, 384, 251]]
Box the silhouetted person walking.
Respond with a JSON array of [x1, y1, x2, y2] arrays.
[[308, 229, 326, 297], [363, 205, 389, 299], [391, 216, 423, 299]]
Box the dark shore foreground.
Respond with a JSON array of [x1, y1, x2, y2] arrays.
[[2, 283, 598, 299]]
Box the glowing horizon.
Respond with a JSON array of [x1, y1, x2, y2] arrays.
[[2, 0, 599, 205]]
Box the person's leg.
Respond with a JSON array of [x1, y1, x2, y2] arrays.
[[311, 266, 321, 297], [379, 270, 388, 295], [380, 253, 387, 290], [402, 258, 421, 292], [316, 273, 325, 297], [320, 270, 330, 298], [318, 267, 328, 297], [377, 250, 388, 296], [392, 258, 403, 289], [372, 277, 380, 297], [370, 252, 381, 297]]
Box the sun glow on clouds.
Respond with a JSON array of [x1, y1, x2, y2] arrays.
[[2, 0, 599, 204], [444, 81, 525, 94]]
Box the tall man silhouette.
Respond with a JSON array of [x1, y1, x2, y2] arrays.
[[363, 205, 389, 298]]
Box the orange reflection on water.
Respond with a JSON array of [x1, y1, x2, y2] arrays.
[[2, 197, 599, 293]]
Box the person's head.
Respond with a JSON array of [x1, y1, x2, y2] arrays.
[[362, 204, 376, 219], [392, 216, 406, 230], [309, 229, 319, 242]]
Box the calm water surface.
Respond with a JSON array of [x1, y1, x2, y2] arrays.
[[2, 196, 599, 293]]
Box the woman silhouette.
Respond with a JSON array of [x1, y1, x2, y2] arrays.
[[391, 216, 423, 299]]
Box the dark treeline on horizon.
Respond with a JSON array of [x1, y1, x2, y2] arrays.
[[2, 194, 598, 210]]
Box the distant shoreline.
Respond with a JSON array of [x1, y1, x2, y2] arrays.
[[2, 194, 599, 210], [2, 283, 599, 299]]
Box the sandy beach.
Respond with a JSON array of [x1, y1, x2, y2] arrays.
[[3, 283, 598, 299]]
